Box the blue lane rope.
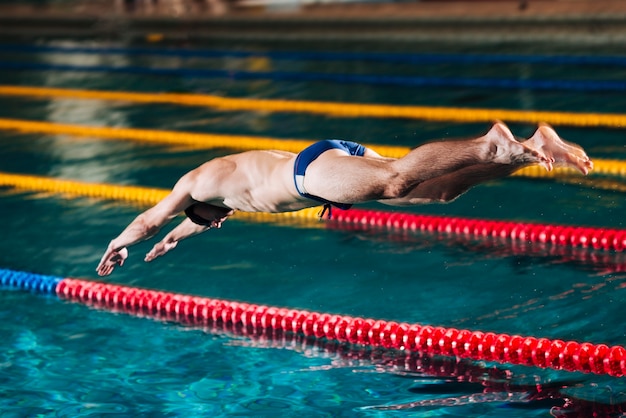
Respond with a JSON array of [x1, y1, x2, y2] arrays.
[[0, 268, 62, 295], [3, 44, 626, 67], [1, 61, 625, 93]]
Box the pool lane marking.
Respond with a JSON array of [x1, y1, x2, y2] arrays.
[[2, 267, 626, 378], [1, 117, 625, 180], [0, 171, 624, 252], [5, 44, 626, 67], [0, 117, 317, 153], [2, 85, 626, 129], [2, 61, 626, 93]]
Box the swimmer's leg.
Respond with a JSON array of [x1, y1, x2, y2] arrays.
[[304, 122, 548, 204], [382, 124, 593, 206], [379, 162, 521, 205], [389, 121, 548, 184]]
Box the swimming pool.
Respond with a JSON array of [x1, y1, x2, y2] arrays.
[[1, 38, 626, 416]]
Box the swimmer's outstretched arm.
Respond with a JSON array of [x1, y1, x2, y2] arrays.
[[145, 204, 234, 262], [144, 218, 212, 262], [96, 176, 196, 276]]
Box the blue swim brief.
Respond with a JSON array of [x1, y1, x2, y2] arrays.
[[294, 139, 366, 212]]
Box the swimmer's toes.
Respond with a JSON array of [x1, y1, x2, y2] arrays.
[[539, 159, 553, 172], [535, 148, 552, 165], [572, 156, 592, 175]]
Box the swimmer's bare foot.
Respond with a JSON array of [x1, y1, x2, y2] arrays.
[[524, 123, 593, 175], [485, 121, 550, 168]]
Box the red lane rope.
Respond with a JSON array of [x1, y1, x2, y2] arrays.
[[55, 281, 626, 414], [57, 278, 626, 378], [333, 209, 626, 252]]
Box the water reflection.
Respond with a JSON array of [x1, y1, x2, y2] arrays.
[[68, 292, 626, 417], [329, 221, 626, 276], [35, 41, 146, 184]]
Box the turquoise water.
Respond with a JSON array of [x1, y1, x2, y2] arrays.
[[1, 39, 626, 416]]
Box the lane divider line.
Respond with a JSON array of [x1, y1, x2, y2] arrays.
[[5, 44, 626, 67], [2, 61, 626, 92], [2, 85, 626, 128]]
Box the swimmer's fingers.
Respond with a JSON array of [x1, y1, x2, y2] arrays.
[[145, 245, 162, 262], [96, 249, 114, 276], [96, 247, 128, 276], [145, 240, 177, 262], [96, 262, 115, 276]]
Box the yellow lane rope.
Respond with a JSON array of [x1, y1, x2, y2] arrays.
[[0, 117, 316, 154], [2, 85, 626, 129], [1, 117, 625, 180], [0, 172, 323, 225]]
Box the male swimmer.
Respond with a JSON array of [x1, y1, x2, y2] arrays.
[[96, 122, 592, 276]]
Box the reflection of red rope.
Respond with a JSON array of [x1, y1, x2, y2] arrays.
[[328, 219, 626, 274], [57, 278, 626, 378], [331, 209, 626, 252]]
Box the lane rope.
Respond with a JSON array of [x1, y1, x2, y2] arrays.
[[2, 61, 625, 92], [3, 267, 611, 412], [1, 172, 624, 252], [3, 85, 626, 129], [1, 117, 625, 179], [1, 268, 625, 377], [4, 44, 626, 68], [0, 117, 318, 154]]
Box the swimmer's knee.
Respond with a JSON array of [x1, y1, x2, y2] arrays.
[[381, 171, 413, 199]]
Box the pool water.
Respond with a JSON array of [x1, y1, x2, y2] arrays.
[[1, 39, 626, 416]]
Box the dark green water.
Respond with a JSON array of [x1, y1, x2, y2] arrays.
[[0, 39, 625, 416]]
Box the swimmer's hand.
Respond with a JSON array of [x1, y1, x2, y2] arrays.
[[96, 245, 128, 276], [144, 239, 177, 262], [143, 216, 226, 263]]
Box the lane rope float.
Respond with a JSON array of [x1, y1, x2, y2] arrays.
[[3, 85, 626, 129], [1, 117, 625, 180], [1, 268, 625, 377], [0, 172, 624, 252], [3, 61, 626, 93]]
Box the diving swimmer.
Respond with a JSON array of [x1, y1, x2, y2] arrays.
[[96, 122, 593, 276]]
